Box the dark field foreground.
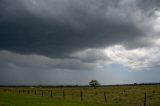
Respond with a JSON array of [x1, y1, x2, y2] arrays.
[[0, 85, 160, 106]]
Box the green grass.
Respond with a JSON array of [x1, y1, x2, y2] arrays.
[[0, 92, 106, 106], [0, 85, 160, 106]]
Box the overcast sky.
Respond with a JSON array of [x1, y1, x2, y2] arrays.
[[0, 0, 160, 85]]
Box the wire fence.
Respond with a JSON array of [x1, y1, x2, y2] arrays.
[[1, 86, 160, 106]]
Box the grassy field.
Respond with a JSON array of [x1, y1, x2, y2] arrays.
[[0, 85, 160, 106]]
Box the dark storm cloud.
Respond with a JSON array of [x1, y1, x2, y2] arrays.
[[0, 0, 147, 58]]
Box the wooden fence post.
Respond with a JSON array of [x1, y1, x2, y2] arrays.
[[50, 90, 53, 97], [28, 90, 30, 94], [71, 91, 74, 100], [80, 91, 83, 101], [35, 90, 36, 95], [63, 90, 65, 99], [144, 92, 146, 106], [41, 91, 43, 97], [104, 92, 107, 103]]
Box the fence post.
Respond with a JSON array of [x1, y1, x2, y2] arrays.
[[41, 91, 43, 97], [35, 90, 36, 95], [144, 92, 146, 106], [63, 90, 65, 99], [71, 91, 73, 100], [50, 90, 53, 97], [28, 90, 30, 94], [80, 91, 83, 101], [104, 92, 107, 103]]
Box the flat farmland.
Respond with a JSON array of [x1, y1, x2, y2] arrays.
[[0, 85, 160, 106]]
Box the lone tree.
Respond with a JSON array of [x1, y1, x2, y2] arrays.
[[89, 80, 100, 89]]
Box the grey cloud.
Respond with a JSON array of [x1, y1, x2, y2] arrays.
[[138, 0, 160, 10], [71, 49, 109, 63], [0, 50, 101, 71], [0, 0, 148, 58]]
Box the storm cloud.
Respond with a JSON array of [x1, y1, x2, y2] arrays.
[[1, 0, 160, 85], [0, 0, 151, 58]]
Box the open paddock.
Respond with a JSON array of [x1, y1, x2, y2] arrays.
[[0, 85, 160, 106]]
